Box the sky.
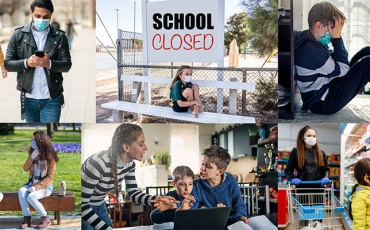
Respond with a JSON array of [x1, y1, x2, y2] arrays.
[[96, 0, 245, 46]]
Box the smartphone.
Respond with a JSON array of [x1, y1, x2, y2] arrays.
[[35, 51, 45, 58]]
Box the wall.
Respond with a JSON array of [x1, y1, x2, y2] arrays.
[[278, 124, 341, 155]]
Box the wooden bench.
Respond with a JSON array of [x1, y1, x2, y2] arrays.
[[101, 74, 256, 123], [0, 192, 75, 225]]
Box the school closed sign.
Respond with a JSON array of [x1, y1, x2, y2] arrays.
[[146, 0, 223, 62]]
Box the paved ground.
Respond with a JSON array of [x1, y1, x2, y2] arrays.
[[0, 28, 96, 123], [96, 53, 278, 123], [0, 216, 81, 229]]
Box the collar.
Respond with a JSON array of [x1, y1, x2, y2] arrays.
[[117, 154, 132, 168]]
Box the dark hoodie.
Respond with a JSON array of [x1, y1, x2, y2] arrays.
[[294, 30, 349, 110]]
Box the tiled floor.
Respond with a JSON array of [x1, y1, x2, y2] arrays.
[[0, 216, 81, 230]]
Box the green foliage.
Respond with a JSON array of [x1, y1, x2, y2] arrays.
[[242, 0, 278, 56], [0, 129, 81, 216], [251, 74, 278, 111], [154, 149, 171, 169], [249, 129, 259, 136], [0, 124, 15, 135], [224, 12, 249, 51]]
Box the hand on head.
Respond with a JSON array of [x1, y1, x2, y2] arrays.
[[150, 196, 180, 211], [328, 17, 344, 39], [177, 195, 196, 211]]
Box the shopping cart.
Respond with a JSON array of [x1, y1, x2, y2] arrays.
[[287, 180, 345, 229]]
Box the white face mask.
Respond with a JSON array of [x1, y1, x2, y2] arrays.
[[304, 136, 317, 146], [184, 75, 192, 82]]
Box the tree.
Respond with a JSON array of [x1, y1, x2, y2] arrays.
[[46, 124, 54, 138], [3, 0, 24, 27], [0, 124, 15, 135], [0, 0, 8, 31], [241, 0, 278, 57], [224, 12, 249, 51]]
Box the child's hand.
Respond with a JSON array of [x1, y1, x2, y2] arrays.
[[151, 196, 180, 211], [240, 216, 249, 224], [328, 17, 344, 39], [216, 203, 225, 207], [177, 195, 196, 211]]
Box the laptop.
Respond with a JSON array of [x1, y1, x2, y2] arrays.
[[171, 206, 232, 230]]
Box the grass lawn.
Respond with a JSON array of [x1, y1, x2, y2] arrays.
[[0, 130, 81, 216]]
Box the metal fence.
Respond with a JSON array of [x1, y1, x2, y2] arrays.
[[117, 64, 277, 116]]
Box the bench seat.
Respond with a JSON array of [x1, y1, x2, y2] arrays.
[[102, 101, 256, 123], [0, 192, 75, 225]]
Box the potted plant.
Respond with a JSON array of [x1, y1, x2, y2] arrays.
[[153, 149, 171, 169], [249, 129, 259, 145]]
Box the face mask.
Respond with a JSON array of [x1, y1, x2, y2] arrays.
[[304, 136, 316, 146], [31, 140, 38, 149], [318, 31, 332, 45], [184, 75, 192, 82], [33, 18, 50, 31]]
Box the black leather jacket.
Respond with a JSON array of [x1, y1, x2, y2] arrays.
[[285, 148, 329, 182], [4, 22, 72, 99]]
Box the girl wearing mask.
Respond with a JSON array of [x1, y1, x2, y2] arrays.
[[285, 126, 329, 187], [169, 65, 203, 118], [18, 131, 58, 229]]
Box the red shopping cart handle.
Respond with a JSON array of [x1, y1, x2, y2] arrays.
[[288, 180, 332, 184]]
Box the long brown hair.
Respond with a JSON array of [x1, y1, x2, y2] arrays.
[[29, 131, 59, 163], [296, 126, 324, 169], [110, 124, 143, 210], [349, 158, 370, 220], [169, 65, 192, 89]]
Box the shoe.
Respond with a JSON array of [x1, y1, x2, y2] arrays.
[[37, 216, 51, 229], [20, 216, 31, 229]]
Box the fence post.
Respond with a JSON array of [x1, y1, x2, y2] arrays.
[[242, 68, 247, 116], [229, 78, 237, 115], [217, 70, 224, 114], [117, 29, 123, 101]]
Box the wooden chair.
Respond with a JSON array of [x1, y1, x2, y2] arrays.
[[107, 192, 127, 228]]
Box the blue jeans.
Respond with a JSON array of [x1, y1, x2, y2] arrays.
[[67, 35, 72, 49], [18, 184, 53, 217], [81, 203, 113, 229], [25, 97, 61, 122]]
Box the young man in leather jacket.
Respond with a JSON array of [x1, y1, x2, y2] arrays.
[[5, 0, 71, 122]]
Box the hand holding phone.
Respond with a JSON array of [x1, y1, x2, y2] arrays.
[[35, 51, 45, 58]]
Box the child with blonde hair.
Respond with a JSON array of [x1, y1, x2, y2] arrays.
[[349, 158, 370, 229], [169, 65, 203, 118]]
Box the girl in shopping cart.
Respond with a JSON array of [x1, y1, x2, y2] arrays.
[[285, 125, 330, 188], [349, 158, 370, 229]]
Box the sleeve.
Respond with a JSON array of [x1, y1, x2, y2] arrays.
[[231, 180, 247, 221], [4, 31, 29, 72], [81, 157, 112, 230], [125, 168, 157, 206], [34, 159, 56, 190], [351, 192, 367, 229], [23, 156, 34, 171], [49, 33, 72, 73], [150, 208, 176, 224], [322, 150, 329, 178], [285, 148, 298, 181], [171, 82, 183, 102]]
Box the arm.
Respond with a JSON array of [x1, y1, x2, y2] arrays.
[[285, 148, 297, 181], [351, 192, 367, 229], [151, 208, 176, 224], [33, 159, 56, 190], [4, 31, 29, 72], [322, 150, 329, 178], [125, 169, 157, 206], [23, 156, 34, 171], [81, 158, 112, 230], [49, 34, 72, 73], [0, 46, 4, 67]]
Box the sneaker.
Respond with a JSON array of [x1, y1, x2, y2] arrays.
[[20, 216, 32, 229], [37, 216, 51, 229]]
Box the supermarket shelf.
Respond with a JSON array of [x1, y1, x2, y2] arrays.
[[346, 143, 365, 158], [278, 160, 288, 163], [328, 163, 340, 167]]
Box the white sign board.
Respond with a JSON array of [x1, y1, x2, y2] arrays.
[[145, 0, 223, 63]]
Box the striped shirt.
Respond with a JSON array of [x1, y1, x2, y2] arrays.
[[81, 151, 156, 230], [295, 30, 349, 110]]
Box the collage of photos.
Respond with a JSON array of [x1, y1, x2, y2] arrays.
[[0, 0, 369, 230]]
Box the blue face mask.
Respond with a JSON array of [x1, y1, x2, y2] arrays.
[[33, 18, 50, 31], [31, 140, 38, 149], [318, 31, 332, 45]]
